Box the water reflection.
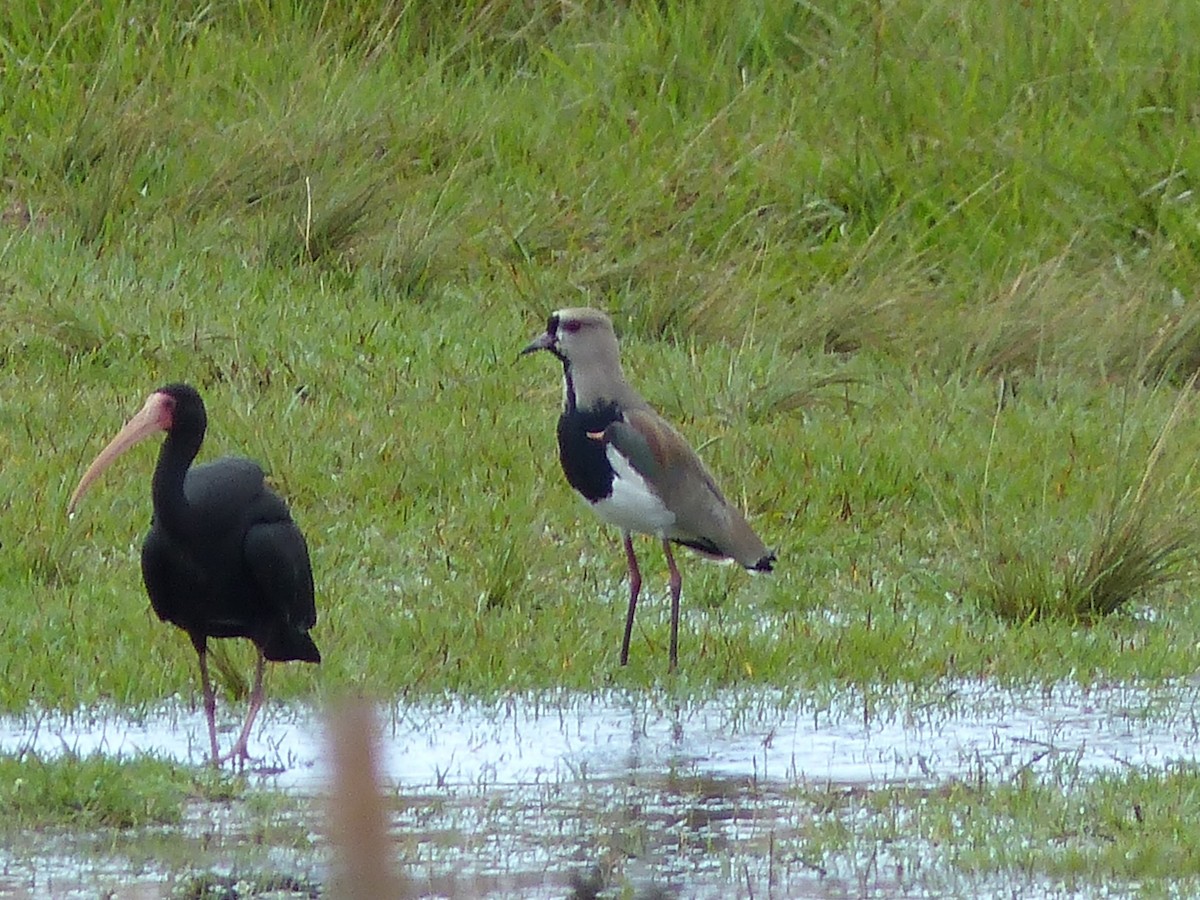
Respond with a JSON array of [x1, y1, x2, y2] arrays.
[[1, 679, 1198, 791], [3, 680, 1200, 898]]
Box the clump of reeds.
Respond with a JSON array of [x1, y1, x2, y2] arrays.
[[981, 378, 1199, 622]]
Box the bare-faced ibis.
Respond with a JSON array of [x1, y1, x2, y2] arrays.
[[69, 383, 320, 766], [522, 308, 774, 672]]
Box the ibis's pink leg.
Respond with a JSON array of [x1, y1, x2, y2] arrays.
[[196, 649, 221, 766], [220, 651, 266, 767]]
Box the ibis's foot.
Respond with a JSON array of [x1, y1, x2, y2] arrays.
[[215, 739, 256, 769]]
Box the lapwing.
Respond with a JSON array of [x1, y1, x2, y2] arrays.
[[522, 308, 775, 671]]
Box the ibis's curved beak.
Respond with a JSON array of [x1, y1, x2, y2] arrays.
[[68, 393, 171, 515]]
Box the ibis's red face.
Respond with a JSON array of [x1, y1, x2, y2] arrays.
[[67, 391, 175, 514]]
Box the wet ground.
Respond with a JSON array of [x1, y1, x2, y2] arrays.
[[2, 679, 1200, 897]]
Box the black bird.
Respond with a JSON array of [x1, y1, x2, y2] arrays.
[[523, 308, 774, 671], [69, 384, 319, 766]]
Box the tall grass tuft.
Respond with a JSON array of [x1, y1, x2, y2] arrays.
[[1063, 500, 1195, 619], [981, 380, 1199, 622], [265, 179, 387, 267]]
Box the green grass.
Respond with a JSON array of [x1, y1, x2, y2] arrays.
[[784, 761, 1200, 891], [3, 0, 1200, 704], [6, 0, 1200, 892], [0, 750, 234, 830]]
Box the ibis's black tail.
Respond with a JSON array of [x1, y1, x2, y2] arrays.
[[262, 626, 321, 664]]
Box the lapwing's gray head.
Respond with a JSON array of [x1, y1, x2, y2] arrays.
[[521, 308, 620, 365], [523, 308, 635, 412]]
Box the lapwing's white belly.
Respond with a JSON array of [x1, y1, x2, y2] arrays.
[[589, 444, 675, 534]]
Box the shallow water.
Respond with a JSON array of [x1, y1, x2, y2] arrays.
[[4, 679, 1198, 790], [2, 679, 1200, 897]]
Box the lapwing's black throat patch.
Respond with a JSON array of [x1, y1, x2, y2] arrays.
[[557, 402, 621, 503]]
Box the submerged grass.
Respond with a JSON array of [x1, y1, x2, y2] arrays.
[[796, 761, 1200, 890], [10, 701, 1200, 897]]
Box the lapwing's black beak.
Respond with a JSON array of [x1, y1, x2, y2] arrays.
[[520, 330, 556, 357]]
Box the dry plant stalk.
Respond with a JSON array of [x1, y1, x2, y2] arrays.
[[325, 698, 409, 899]]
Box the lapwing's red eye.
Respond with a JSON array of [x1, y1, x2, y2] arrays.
[[562, 320, 582, 334]]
